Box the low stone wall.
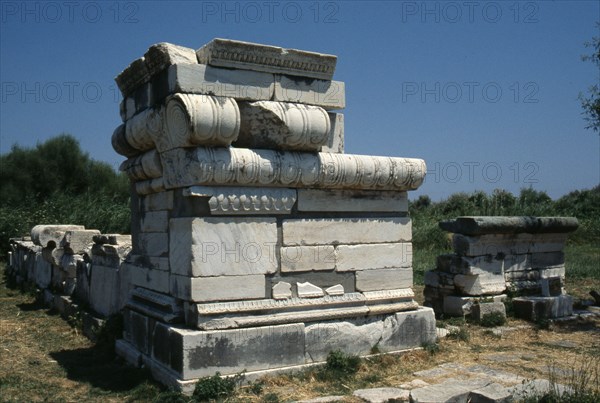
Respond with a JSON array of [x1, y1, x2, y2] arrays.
[[6, 226, 132, 334], [424, 216, 578, 321]]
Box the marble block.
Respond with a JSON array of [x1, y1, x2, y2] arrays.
[[163, 94, 240, 150], [274, 75, 345, 110], [169, 217, 278, 277], [153, 63, 274, 103], [160, 147, 426, 191], [236, 101, 331, 151], [183, 186, 297, 215], [144, 42, 197, 77], [196, 38, 337, 80], [336, 243, 412, 271], [440, 216, 579, 235], [282, 217, 411, 246], [297, 189, 408, 212]]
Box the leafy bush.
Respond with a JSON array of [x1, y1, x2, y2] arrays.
[[479, 312, 506, 328], [318, 350, 361, 380], [192, 372, 243, 401]]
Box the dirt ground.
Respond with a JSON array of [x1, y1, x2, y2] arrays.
[[0, 277, 598, 402]]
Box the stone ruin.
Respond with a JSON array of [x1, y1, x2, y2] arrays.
[[4, 38, 586, 395], [109, 38, 436, 390], [424, 216, 579, 321]]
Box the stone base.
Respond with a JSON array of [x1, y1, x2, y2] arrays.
[[513, 295, 573, 321], [116, 307, 436, 392]]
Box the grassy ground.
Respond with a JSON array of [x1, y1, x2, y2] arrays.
[[1, 242, 599, 402]]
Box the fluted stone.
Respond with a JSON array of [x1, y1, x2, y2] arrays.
[[163, 94, 240, 150], [159, 147, 426, 191], [236, 101, 331, 151]]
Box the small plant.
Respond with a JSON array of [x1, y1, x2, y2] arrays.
[[370, 343, 381, 354], [317, 350, 361, 381], [447, 326, 470, 342], [248, 380, 264, 396], [535, 317, 551, 331], [326, 349, 361, 375], [479, 312, 506, 328], [421, 341, 440, 356], [192, 372, 244, 401]]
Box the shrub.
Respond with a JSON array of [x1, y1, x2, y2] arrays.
[[192, 372, 244, 401]]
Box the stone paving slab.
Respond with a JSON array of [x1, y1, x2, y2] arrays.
[[353, 387, 409, 402]]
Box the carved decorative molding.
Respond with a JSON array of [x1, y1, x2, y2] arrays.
[[184, 186, 297, 215], [160, 146, 426, 191]]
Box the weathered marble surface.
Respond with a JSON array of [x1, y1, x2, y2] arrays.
[[282, 217, 411, 246], [169, 217, 278, 277], [236, 101, 331, 151], [273, 75, 345, 109], [31, 225, 85, 248], [440, 216, 579, 235], [297, 189, 408, 212], [153, 63, 274, 103], [164, 94, 240, 149], [196, 38, 337, 80], [159, 147, 426, 191], [183, 186, 297, 215], [144, 42, 197, 77]]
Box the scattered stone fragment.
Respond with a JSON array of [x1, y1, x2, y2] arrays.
[[509, 379, 571, 401], [297, 282, 324, 298], [325, 284, 344, 296], [409, 377, 491, 403], [413, 367, 451, 378], [399, 379, 429, 390], [469, 382, 512, 403], [353, 387, 409, 402], [272, 281, 293, 300]]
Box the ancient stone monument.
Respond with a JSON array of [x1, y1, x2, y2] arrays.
[[111, 38, 435, 390], [424, 216, 578, 321]]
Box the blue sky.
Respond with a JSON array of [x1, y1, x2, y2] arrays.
[[1, 0, 598, 200]]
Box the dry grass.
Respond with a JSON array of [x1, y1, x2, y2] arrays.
[[1, 264, 598, 402]]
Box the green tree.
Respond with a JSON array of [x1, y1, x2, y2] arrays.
[[580, 22, 600, 133]]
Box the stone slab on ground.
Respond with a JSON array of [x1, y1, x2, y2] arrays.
[[513, 295, 573, 321], [509, 379, 571, 401], [409, 377, 492, 403], [353, 387, 409, 402], [468, 382, 512, 403]]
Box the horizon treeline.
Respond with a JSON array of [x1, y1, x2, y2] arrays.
[[0, 134, 598, 258]]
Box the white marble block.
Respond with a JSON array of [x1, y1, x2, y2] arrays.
[[236, 101, 331, 151], [154, 63, 274, 102], [120, 150, 163, 181], [183, 186, 296, 215], [144, 42, 198, 76], [170, 274, 266, 302], [163, 94, 240, 150], [454, 273, 507, 296], [355, 268, 413, 291], [322, 113, 344, 153], [169, 217, 278, 277], [297, 189, 408, 212], [196, 38, 337, 80], [453, 233, 570, 257], [160, 147, 427, 191], [274, 75, 345, 110], [282, 217, 411, 246], [280, 245, 336, 272], [336, 243, 412, 271]]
